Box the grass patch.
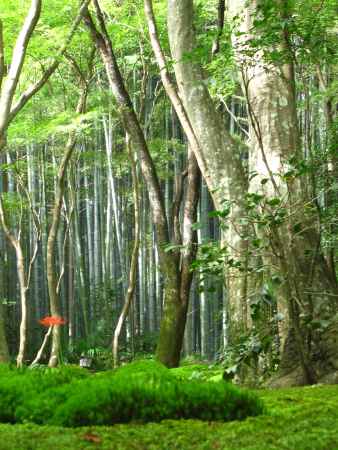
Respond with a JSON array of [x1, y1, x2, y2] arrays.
[[0, 384, 337, 449]]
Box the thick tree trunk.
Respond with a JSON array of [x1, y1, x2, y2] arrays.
[[166, 0, 249, 342], [228, 0, 338, 385], [156, 149, 200, 366]]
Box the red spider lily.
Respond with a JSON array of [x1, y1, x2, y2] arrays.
[[39, 316, 66, 327]]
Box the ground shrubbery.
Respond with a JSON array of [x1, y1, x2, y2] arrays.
[[0, 360, 263, 427]]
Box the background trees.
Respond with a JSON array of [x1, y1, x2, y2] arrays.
[[0, 0, 336, 384]]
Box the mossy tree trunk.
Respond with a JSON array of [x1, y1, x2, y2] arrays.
[[84, 1, 200, 368]]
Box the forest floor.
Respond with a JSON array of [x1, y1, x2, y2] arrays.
[[1, 383, 338, 450]]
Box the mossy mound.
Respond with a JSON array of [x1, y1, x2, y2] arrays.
[[0, 360, 263, 427], [0, 364, 89, 423], [1, 384, 338, 449]]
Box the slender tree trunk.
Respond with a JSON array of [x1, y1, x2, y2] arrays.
[[0, 0, 90, 151], [30, 326, 52, 367], [47, 75, 91, 367], [113, 134, 140, 367], [0, 300, 9, 363], [0, 195, 33, 367], [16, 246, 28, 367], [0, 0, 42, 144], [103, 115, 126, 293], [70, 165, 89, 337]]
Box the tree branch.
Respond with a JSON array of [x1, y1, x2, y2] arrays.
[[144, 0, 208, 179], [0, 0, 41, 136], [8, 0, 92, 125], [0, 20, 4, 91]]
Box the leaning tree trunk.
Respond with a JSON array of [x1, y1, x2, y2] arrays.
[[228, 0, 338, 386], [0, 1, 90, 153], [84, 1, 200, 367]]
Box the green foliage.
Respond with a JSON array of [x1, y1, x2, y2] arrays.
[[221, 331, 279, 385], [0, 361, 263, 427]]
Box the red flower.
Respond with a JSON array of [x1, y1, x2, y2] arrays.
[[39, 316, 66, 327]]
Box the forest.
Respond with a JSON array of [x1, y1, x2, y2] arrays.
[[0, 0, 337, 449]]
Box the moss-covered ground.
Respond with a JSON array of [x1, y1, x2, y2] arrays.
[[1, 382, 338, 449]]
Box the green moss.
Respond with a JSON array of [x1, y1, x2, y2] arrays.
[[0, 361, 262, 427], [170, 363, 224, 382], [0, 384, 337, 449], [0, 364, 90, 423]]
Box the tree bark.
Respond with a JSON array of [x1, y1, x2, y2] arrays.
[[84, 1, 200, 367], [166, 0, 249, 341], [113, 134, 140, 367], [0, 194, 34, 367], [0, 0, 42, 141], [47, 61, 92, 367], [0, 300, 9, 363], [228, 0, 338, 385]]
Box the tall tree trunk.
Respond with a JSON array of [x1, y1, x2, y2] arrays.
[[156, 148, 201, 364], [47, 71, 91, 367], [165, 0, 249, 342], [84, 1, 200, 367], [228, 0, 338, 385], [0, 194, 33, 367], [70, 165, 89, 338], [0, 299, 9, 363], [113, 134, 140, 367]]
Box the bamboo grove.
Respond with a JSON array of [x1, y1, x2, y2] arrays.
[[0, 0, 337, 386]]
